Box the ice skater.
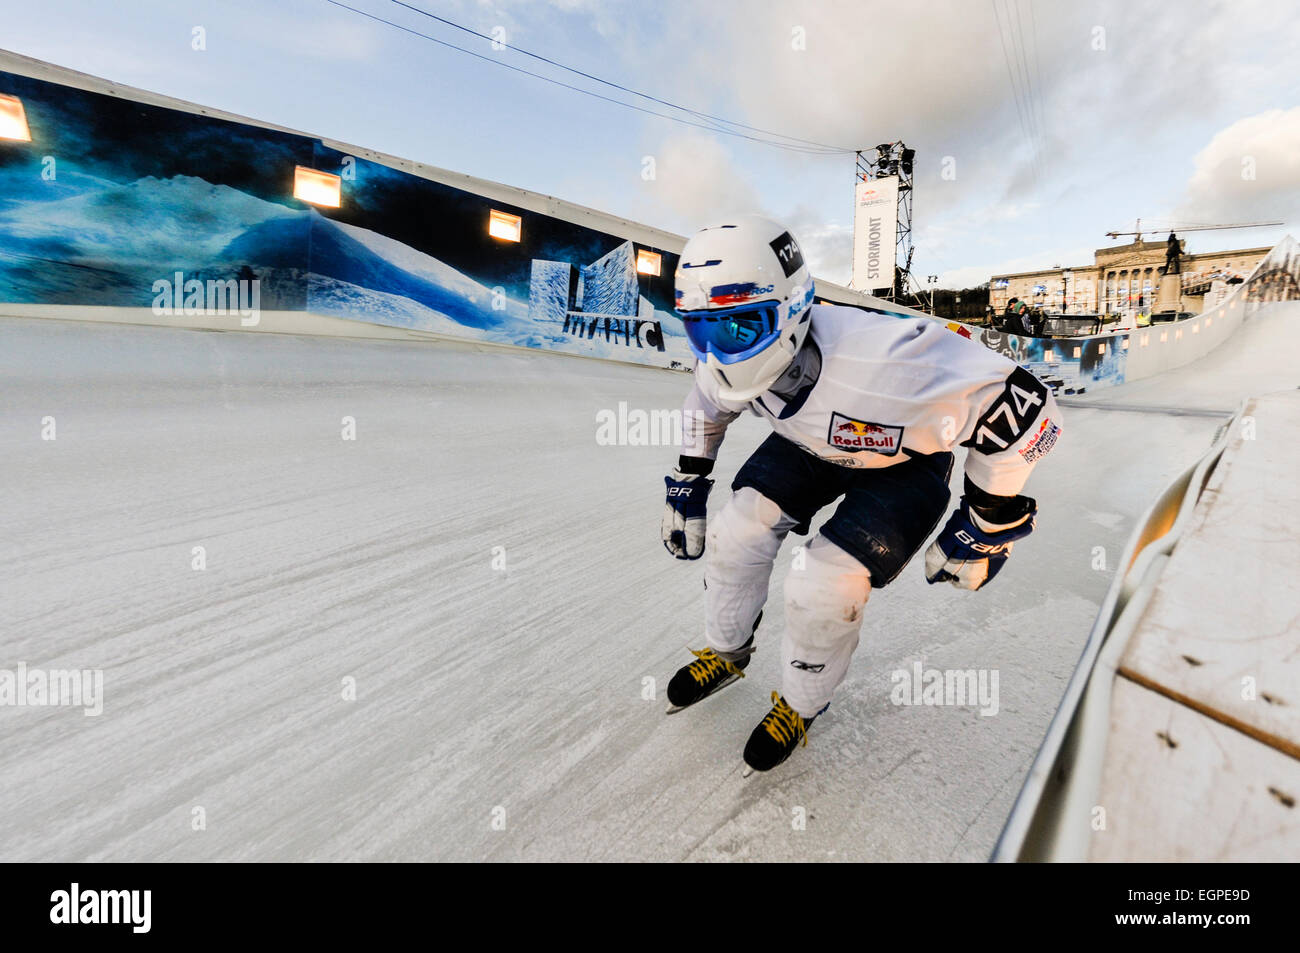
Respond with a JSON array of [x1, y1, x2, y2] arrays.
[[660, 216, 1062, 773]]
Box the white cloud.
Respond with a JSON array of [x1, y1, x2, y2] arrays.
[[637, 132, 765, 228], [785, 210, 852, 284], [934, 264, 998, 289], [625, 145, 855, 282], [699, 4, 1004, 143], [936, 245, 1096, 290], [1176, 107, 1300, 226]]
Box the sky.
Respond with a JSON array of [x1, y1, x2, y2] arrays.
[[2, 0, 1298, 289]]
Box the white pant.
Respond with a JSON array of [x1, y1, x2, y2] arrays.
[[705, 487, 873, 718]]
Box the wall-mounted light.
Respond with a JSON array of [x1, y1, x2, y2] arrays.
[[294, 166, 341, 208], [0, 93, 32, 142], [1044, 350, 1056, 362], [489, 209, 521, 242], [1072, 346, 1081, 359], [635, 249, 661, 276], [1098, 342, 1106, 355]]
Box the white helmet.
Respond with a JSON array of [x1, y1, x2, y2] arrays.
[[674, 215, 815, 401]]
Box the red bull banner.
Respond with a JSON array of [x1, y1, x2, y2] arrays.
[[852, 176, 899, 295]]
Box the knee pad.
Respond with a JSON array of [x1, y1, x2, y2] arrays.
[[706, 487, 796, 575], [705, 488, 797, 651], [784, 538, 872, 651]]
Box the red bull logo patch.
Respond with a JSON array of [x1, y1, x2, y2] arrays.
[[1018, 417, 1060, 464], [828, 412, 904, 455]]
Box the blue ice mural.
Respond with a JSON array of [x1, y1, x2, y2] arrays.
[[578, 242, 638, 316], [529, 260, 574, 325], [0, 68, 690, 368]]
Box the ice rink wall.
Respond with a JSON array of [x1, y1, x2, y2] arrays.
[[0, 53, 696, 369], [934, 236, 1299, 396], [1, 51, 1296, 391]]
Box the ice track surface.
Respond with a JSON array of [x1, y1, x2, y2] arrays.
[[0, 311, 1290, 861]]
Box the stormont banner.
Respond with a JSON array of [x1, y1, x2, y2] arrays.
[[851, 176, 898, 294]]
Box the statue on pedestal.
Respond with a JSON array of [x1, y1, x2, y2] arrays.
[[1165, 232, 1183, 276]]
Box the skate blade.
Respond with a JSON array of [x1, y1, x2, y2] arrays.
[[741, 763, 757, 778]]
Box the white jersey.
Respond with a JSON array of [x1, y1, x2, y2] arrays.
[[682, 303, 1062, 498]]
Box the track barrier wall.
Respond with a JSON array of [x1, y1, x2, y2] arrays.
[[1, 52, 1296, 394]]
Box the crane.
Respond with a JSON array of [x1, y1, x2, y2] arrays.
[[1105, 219, 1282, 241], [1098, 219, 1284, 316]]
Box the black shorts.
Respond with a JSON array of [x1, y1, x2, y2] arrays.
[[732, 433, 954, 588]]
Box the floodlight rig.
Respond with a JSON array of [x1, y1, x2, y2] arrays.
[[855, 141, 915, 299]]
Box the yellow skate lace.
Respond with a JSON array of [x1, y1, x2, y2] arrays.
[[687, 647, 746, 685], [760, 691, 808, 747]]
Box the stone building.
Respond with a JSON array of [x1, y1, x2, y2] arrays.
[[989, 239, 1271, 315]]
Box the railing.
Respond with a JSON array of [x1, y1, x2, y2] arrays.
[[990, 406, 1240, 862]]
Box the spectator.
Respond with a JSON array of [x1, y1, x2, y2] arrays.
[[1001, 297, 1019, 332], [1028, 306, 1046, 337], [1003, 297, 1036, 336]]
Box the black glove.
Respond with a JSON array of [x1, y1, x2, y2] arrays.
[[661, 465, 713, 560]]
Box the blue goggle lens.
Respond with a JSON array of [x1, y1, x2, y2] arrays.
[[679, 305, 780, 359]]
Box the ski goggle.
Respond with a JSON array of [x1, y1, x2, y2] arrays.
[[676, 299, 782, 365]]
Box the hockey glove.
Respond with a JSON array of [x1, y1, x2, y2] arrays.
[[662, 468, 713, 560], [924, 496, 1037, 591]]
